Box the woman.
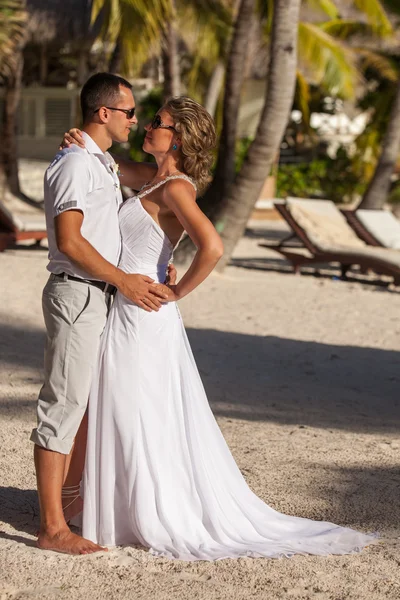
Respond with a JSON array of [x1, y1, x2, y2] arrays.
[[64, 97, 376, 560]]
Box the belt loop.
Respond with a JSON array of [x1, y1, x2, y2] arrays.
[[63, 273, 68, 281], [103, 283, 110, 294]]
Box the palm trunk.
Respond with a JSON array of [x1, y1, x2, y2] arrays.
[[109, 36, 123, 74], [358, 78, 400, 210], [162, 0, 180, 101], [204, 61, 225, 118], [39, 43, 48, 85], [172, 0, 254, 264], [200, 0, 255, 219], [215, 0, 301, 272], [77, 49, 89, 86], [1, 51, 23, 196]]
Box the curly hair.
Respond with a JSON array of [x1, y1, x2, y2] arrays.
[[163, 97, 216, 193]]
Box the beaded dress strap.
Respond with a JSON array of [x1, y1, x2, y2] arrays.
[[137, 174, 197, 199]]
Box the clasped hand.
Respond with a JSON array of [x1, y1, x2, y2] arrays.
[[119, 268, 179, 311]]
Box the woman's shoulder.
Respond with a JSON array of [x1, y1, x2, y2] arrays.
[[165, 174, 197, 194]]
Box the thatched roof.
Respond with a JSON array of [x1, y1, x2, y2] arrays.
[[26, 0, 94, 45]]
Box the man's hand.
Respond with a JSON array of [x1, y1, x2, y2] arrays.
[[165, 263, 177, 285], [118, 274, 169, 311], [59, 128, 85, 150]]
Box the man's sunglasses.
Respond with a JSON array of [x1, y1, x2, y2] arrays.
[[95, 107, 136, 119], [151, 114, 177, 132]]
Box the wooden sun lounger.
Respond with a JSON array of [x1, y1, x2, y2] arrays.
[[0, 202, 47, 251], [341, 208, 400, 250], [259, 203, 400, 284], [341, 209, 382, 247]]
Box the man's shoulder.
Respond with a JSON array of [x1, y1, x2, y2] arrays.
[[47, 146, 89, 174]]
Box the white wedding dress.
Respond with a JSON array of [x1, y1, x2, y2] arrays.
[[82, 175, 376, 561]]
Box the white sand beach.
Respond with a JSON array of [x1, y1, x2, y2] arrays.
[[1, 202, 399, 598]]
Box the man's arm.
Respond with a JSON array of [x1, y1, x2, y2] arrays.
[[49, 151, 167, 311], [55, 211, 166, 311], [114, 156, 157, 192]]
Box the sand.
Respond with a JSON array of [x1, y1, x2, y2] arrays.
[[0, 210, 399, 599]]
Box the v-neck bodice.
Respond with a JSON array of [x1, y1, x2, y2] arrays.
[[118, 174, 195, 282]]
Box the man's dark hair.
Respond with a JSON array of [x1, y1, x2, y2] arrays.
[[80, 72, 132, 123]]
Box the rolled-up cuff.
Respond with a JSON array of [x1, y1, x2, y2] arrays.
[[30, 428, 73, 455]]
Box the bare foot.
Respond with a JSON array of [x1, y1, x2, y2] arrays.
[[63, 494, 83, 524], [37, 527, 107, 555]]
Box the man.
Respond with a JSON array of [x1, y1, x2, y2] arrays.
[[31, 73, 172, 554]]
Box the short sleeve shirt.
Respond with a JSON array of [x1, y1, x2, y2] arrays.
[[44, 132, 123, 280]]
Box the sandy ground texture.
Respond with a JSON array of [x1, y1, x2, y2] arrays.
[[1, 218, 400, 600]]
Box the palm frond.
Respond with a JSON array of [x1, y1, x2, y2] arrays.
[[380, 0, 400, 17], [178, 0, 233, 98], [351, 0, 393, 36], [91, 0, 170, 75], [180, 0, 233, 28], [356, 48, 399, 83], [298, 21, 359, 98], [294, 69, 311, 126], [320, 19, 383, 40], [304, 0, 339, 19], [0, 0, 27, 78]]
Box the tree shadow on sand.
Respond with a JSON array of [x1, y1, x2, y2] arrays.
[[1, 324, 399, 537], [0, 487, 38, 544], [0, 322, 44, 371], [1, 468, 398, 539], [1, 321, 399, 432], [186, 328, 400, 434]]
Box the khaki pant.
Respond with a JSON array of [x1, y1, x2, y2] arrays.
[[30, 274, 111, 454]]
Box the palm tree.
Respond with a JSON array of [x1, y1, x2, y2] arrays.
[[91, 0, 231, 100], [192, 0, 396, 270], [212, 0, 302, 272], [91, 0, 170, 79], [0, 0, 27, 199], [161, 0, 180, 99], [358, 77, 400, 209], [356, 0, 400, 209]]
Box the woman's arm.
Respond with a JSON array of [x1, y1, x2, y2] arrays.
[[114, 155, 157, 191], [61, 129, 157, 191], [163, 179, 224, 300]]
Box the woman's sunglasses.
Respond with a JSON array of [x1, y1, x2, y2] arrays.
[[95, 107, 136, 119], [151, 114, 177, 132]]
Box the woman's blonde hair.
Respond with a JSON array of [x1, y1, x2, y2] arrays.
[[163, 96, 216, 193]]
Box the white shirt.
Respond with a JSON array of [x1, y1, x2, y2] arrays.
[[44, 132, 123, 280]]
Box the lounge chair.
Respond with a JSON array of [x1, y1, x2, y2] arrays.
[[0, 201, 47, 251], [259, 198, 400, 284], [342, 208, 400, 250]]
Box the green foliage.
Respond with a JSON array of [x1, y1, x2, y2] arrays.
[[0, 0, 26, 78], [276, 148, 367, 204], [352, 55, 399, 181], [234, 137, 366, 204], [235, 137, 253, 173], [388, 183, 400, 204]]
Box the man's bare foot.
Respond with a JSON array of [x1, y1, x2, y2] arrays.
[[37, 526, 107, 555], [63, 494, 83, 524]]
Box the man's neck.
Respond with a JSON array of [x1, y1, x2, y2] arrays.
[[83, 123, 112, 153]]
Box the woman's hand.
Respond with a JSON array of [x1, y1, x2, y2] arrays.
[[165, 263, 177, 285], [59, 128, 85, 150], [164, 285, 180, 302], [150, 283, 180, 303]]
